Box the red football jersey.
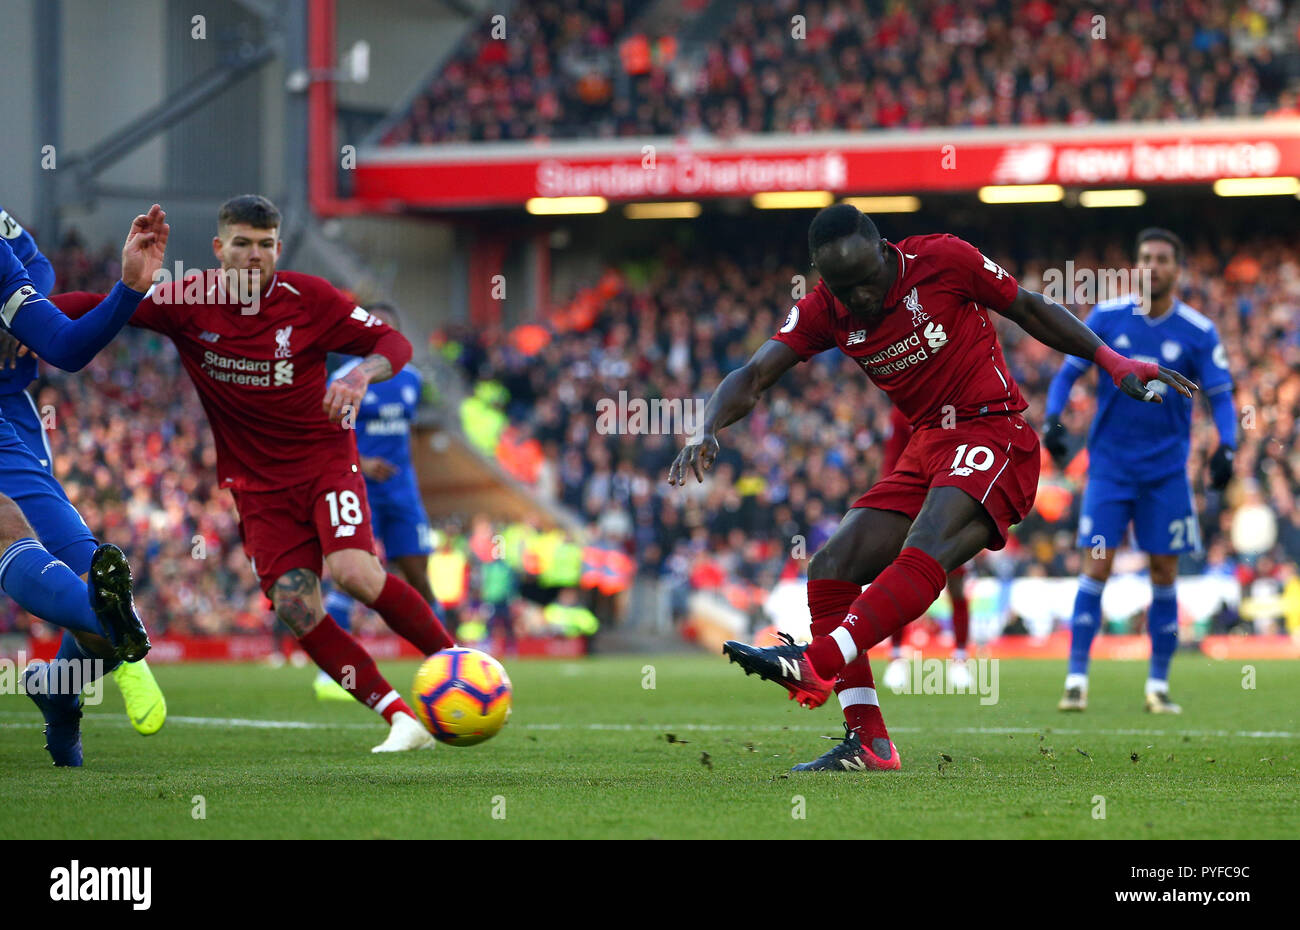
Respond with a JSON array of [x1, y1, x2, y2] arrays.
[[773, 234, 1026, 429], [126, 271, 410, 492]]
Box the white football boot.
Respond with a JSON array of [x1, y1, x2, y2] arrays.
[[371, 711, 436, 753]]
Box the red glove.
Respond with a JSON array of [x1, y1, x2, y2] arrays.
[[1094, 344, 1159, 388]]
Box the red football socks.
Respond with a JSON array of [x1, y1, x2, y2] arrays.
[[299, 615, 413, 723], [835, 657, 889, 742], [368, 574, 454, 655], [807, 578, 889, 742], [808, 579, 861, 637], [805, 547, 948, 680]]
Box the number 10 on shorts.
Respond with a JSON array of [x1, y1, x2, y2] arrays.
[[325, 490, 364, 527], [950, 443, 995, 478]]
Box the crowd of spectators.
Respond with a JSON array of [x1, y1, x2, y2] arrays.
[[3, 220, 1296, 639], [381, 0, 1299, 144], [448, 226, 1300, 632]]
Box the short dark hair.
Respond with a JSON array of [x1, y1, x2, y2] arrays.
[[1136, 227, 1184, 264], [808, 204, 880, 257], [218, 194, 281, 234]]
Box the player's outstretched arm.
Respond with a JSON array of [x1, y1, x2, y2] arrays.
[[667, 338, 798, 486], [996, 287, 1197, 405], [0, 206, 168, 371]]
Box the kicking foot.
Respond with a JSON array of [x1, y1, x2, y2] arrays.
[[722, 632, 834, 709], [792, 723, 901, 772], [114, 658, 166, 735], [1057, 686, 1087, 712], [1145, 691, 1182, 714], [371, 712, 436, 753], [89, 544, 150, 663], [24, 662, 83, 767]]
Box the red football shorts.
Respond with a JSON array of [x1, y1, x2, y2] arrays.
[[854, 413, 1040, 550], [231, 462, 378, 594]]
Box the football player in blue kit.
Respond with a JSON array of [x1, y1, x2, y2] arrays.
[[0, 204, 168, 764], [0, 207, 167, 737], [1043, 228, 1236, 714], [317, 303, 439, 699]]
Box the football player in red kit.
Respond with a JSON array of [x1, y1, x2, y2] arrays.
[[668, 205, 1195, 772], [880, 407, 972, 694], [53, 195, 457, 752]]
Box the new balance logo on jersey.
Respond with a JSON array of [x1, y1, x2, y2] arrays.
[[199, 331, 220, 343], [906, 287, 929, 326], [274, 360, 294, 385], [334, 524, 357, 539], [924, 321, 948, 351], [351, 306, 380, 327], [950, 465, 974, 477], [847, 330, 866, 346], [275, 325, 293, 358], [777, 657, 801, 681]]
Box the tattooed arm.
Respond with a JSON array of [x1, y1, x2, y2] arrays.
[[323, 353, 393, 424]]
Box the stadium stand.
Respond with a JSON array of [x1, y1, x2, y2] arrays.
[[380, 0, 1300, 144]]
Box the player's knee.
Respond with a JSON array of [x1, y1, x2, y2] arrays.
[[0, 494, 36, 550], [1149, 557, 1178, 587], [329, 554, 384, 603], [808, 545, 847, 581]]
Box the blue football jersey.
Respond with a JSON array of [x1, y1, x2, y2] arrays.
[[329, 358, 422, 471], [0, 207, 54, 393], [1067, 296, 1233, 481]]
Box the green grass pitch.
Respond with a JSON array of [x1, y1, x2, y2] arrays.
[[1, 655, 1295, 839]]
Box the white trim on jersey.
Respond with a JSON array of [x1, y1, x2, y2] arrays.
[[991, 358, 1009, 393], [1175, 301, 1213, 332]]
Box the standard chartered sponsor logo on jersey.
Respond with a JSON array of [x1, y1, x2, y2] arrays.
[[201, 351, 294, 386], [857, 331, 931, 376]]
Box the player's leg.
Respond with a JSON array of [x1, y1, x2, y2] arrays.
[[1, 390, 165, 734], [380, 475, 441, 613], [809, 484, 994, 678], [947, 566, 972, 689], [794, 506, 911, 770], [1060, 476, 1133, 711], [238, 482, 429, 750], [269, 566, 431, 751], [1144, 554, 1182, 713], [726, 414, 1038, 709], [317, 472, 451, 656], [326, 548, 453, 654], [1134, 472, 1197, 714]]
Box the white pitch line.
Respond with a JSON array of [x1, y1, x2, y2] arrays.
[[0, 712, 1292, 740]]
